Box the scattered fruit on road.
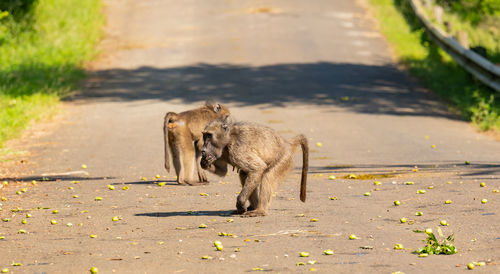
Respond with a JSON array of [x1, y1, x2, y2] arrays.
[[394, 243, 404, 250], [213, 241, 223, 251]]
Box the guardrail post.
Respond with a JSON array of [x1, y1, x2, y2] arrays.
[[423, 0, 431, 9], [433, 6, 443, 24], [444, 21, 453, 34], [457, 31, 469, 49]]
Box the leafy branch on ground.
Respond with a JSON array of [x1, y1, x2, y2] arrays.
[[413, 228, 457, 255]]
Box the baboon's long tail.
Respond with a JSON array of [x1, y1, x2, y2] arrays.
[[164, 112, 177, 172], [291, 134, 308, 202]]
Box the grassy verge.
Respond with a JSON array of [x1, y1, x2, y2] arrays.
[[0, 0, 103, 151], [368, 0, 500, 132]]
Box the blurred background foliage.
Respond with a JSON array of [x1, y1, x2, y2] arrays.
[[0, 0, 103, 150]]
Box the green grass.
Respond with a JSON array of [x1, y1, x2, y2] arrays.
[[0, 0, 103, 149], [368, 0, 500, 132]]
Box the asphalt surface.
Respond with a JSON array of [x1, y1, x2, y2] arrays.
[[1, 0, 499, 273]]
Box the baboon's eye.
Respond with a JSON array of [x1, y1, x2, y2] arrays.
[[203, 133, 212, 140], [168, 119, 174, 123]]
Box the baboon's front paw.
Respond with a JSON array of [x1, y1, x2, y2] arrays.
[[236, 202, 246, 214], [199, 173, 209, 183], [241, 210, 267, 217]]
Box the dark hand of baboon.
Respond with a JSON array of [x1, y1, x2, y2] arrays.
[[201, 119, 308, 217], [163, 101, 230, 185]]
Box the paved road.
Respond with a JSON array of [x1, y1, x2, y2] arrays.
[[1, 0, 499, 273]]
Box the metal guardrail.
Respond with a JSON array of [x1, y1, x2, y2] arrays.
[[408, 0, 500, 92]]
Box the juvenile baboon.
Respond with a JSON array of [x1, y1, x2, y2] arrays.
[[201, 120, 308, 217], [164, 102, 230, 185]]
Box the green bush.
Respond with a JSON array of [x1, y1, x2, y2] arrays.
[[369, 0, 500, 132], [0, 0, 103, 149]]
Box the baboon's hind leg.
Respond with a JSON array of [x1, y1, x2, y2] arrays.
[[243, 154, 293, 217], [169, 134, 186, 185], [180, 137, 206, 186]]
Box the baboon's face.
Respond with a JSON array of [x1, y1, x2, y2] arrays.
[[201, 120, 230, 168]]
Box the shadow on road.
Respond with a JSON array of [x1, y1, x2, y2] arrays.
[[119, 179, 178, 185], [308, 161, 500, 178], [76, 62, 456, 119], [135, 210, 235, 218], [0, 175, 112, 182]]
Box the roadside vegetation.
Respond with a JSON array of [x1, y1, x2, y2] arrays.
[[369, 0, 500, 132], [0, 0, 103, 152]]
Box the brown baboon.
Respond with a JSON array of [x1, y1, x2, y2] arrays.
[[201, 120, 308, 217], [164, 102, 230, 185]]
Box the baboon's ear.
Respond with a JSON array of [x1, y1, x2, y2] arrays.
[[213, 104, 221, 113]]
